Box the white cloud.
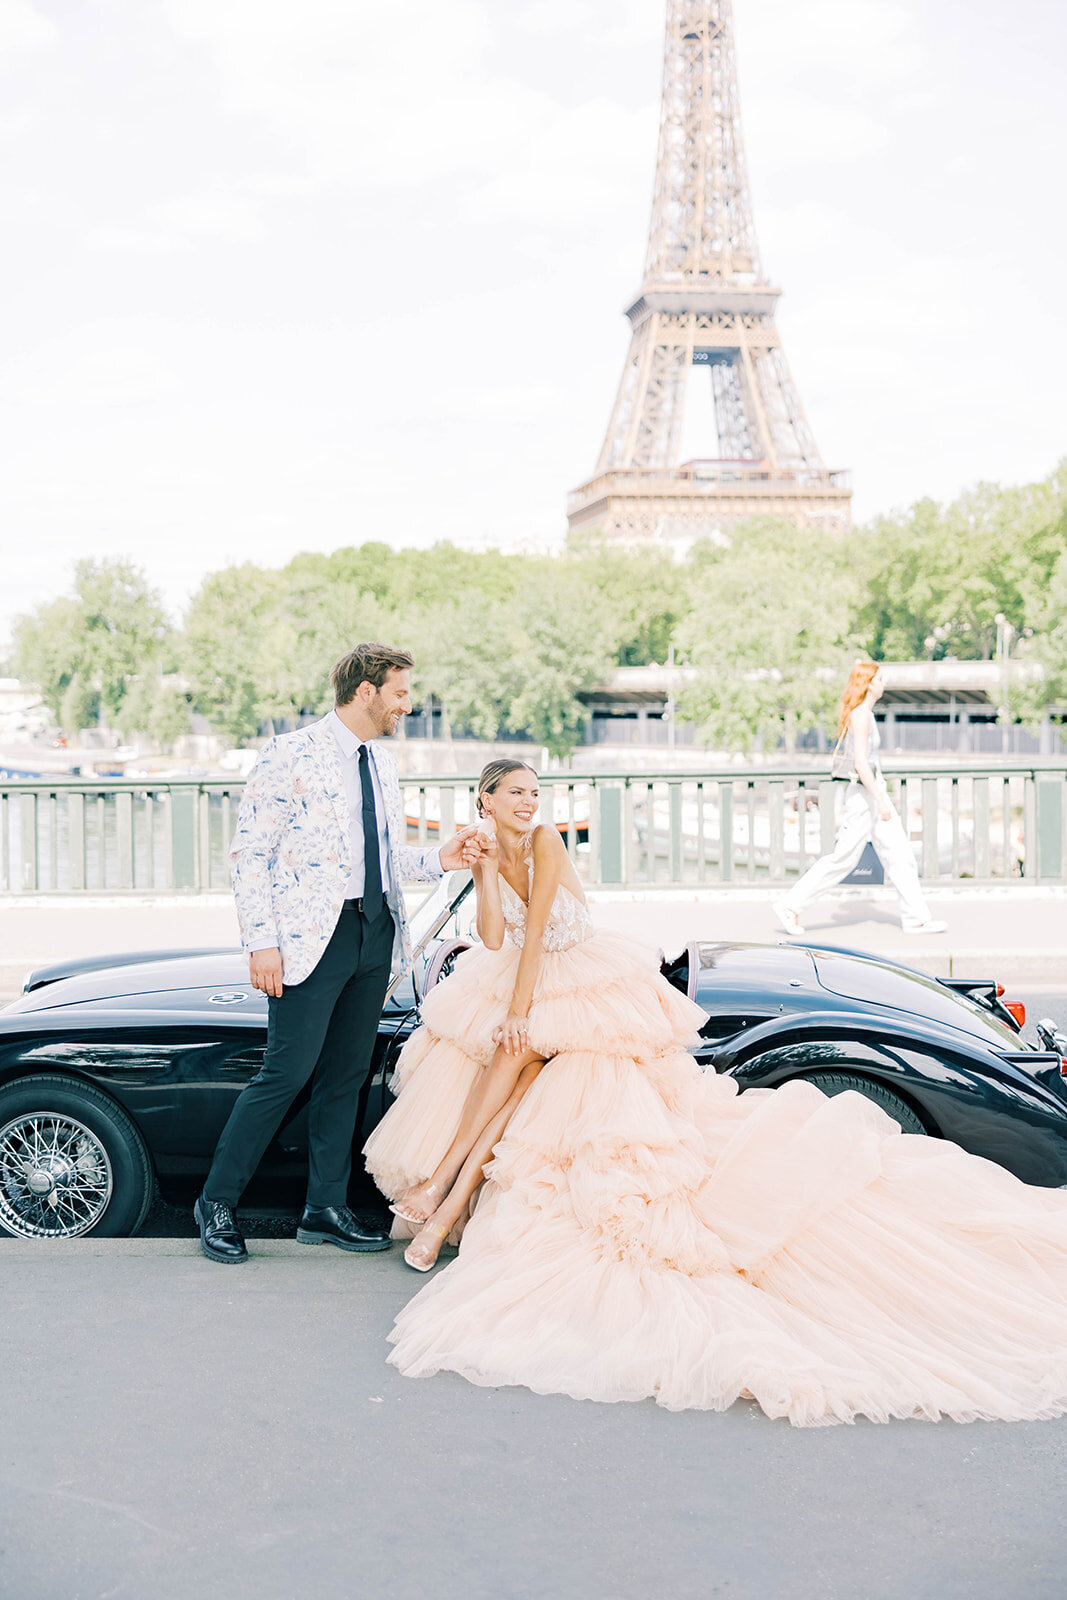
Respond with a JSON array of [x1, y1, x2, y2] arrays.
[[161, 0, 551, 188], [738, 0, 919, 84], [466, 99, 656, 227], [13, 329, 177, 409], [88, 182, 269, 254], [0, 0, 56, 60], [150, 183, 267, 243]]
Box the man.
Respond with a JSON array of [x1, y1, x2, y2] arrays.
[[195, 642, 485, 1264]]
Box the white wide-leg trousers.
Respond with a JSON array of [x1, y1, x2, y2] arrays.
[[782, 780, 932, 928]]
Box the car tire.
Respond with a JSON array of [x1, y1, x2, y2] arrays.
[[0, 1074, 155, 1239], [795, 1071, 927, 1135]]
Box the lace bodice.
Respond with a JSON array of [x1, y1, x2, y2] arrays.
[[497, 865, 593, 953]]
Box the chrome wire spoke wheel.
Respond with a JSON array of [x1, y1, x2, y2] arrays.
[[0, 1112, 113, 1238]]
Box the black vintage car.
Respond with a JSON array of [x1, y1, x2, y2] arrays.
[[2, 877, 1067, 1239]]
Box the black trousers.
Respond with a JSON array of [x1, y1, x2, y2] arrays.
[[204, 903, 395, 1209]]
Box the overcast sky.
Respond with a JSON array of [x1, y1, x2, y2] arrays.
[[2, 0, 1065, 648]]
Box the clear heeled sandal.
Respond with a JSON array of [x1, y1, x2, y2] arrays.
[[403, 1221, 450, 1273], [389, 1182, 444, 1226]]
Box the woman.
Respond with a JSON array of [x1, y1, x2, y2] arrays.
[[366, 760, 1067, 1425], [364, 757, 685, 1269], [774, 661, 946, 938]]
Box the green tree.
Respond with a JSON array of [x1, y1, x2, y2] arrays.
[[675, 518, 860, 752], [119, 675, 191, 743], [505, 568, 619, 758], [1010, 545, 1067, 739], [277, 562, 402, 720], [183, 564, 286, 744], [407, 594, 522, 741], [12, 559, 170, 733], [58, 674, 99, 738], [567, 541, 690, 666], [11, 597, 83, 725], [855, 466, 1067, 661]]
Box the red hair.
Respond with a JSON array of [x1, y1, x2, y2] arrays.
[[837, 661, 880, 738]]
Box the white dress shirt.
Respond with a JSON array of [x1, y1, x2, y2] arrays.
[[328, 709, 392, 900]]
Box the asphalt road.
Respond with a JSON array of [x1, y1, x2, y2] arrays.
[[3, 1241, 1066, 1600], [1018, 992, 1067, 1038]]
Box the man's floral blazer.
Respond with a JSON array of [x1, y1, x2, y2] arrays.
[[229, 716, 442, 986]]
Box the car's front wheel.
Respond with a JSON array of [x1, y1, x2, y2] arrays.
[[0, 1075, 154, 1239], [796, 1070, 927, 1135]]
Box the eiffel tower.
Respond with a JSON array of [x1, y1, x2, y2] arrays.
[[568, 0, 851, 545]]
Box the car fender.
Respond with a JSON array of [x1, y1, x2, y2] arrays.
[[707, 1007, 1065, 1116], [708, 1007, 988, 1074]]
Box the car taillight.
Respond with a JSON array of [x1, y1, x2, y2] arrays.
[[996, 984, 1005, 997], [1060, 1057, 1067, 1078], [1003, 1001, 1026, 1027]]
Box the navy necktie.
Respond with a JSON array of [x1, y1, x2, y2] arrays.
[[357, 745, 384, 921]]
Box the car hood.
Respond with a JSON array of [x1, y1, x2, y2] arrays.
[[4, 952, 261, 1014], [3, 946, 418, 1023]]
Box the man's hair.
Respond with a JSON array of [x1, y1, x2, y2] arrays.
[[331, 643, 415, 706]]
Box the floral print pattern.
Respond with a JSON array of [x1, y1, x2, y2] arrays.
[[230, 716, 441, 985]]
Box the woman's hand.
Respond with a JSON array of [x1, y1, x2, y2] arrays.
[[477, 828, 499, 863], [471, 830, 499, 882], [440, 826, 489, 871], [493, 1014, 531, 1055]]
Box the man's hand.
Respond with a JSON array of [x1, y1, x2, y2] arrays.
[[440, 825, 489, 872], [249, 947, 284, 997]]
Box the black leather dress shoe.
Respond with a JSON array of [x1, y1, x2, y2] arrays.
[[194, 1194, 248, 1264], [297, 1204, 391, 1253]]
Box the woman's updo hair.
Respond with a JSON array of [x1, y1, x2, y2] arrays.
[[476, 759, 538, 818]]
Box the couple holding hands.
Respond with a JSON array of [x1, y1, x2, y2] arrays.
[[199, 640, 1067, 1427]]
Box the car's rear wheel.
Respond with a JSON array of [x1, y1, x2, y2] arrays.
[[0, 1075, 154, 1239], [795, 1071, 927, 1135]]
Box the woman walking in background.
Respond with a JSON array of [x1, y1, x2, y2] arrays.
[[774, 661, 946, 938]]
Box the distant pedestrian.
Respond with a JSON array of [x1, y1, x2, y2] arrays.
[[774, 661, 947, 938]]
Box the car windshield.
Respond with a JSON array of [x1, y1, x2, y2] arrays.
[[406, 873, 475, 952], [383, 874, 477, 1007]]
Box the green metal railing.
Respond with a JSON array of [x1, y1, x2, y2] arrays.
[[2, 761, 1066, 894]]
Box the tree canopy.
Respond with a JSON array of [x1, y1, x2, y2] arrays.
[[9, 461, 1066, 755], [11, 558, 183, 740], [675, 518, 861, 752]]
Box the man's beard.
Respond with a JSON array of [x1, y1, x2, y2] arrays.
[[371, 699, 397, 737]]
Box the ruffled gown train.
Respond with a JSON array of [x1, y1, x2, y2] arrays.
[[364, 880, 1067, 1426]]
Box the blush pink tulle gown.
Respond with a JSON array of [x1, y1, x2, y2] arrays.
[[364, 874, 1067, 1426]]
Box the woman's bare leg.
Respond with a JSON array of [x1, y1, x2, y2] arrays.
[[405, 1060, 544, 1270], [394, 1042, 545, 1222]]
